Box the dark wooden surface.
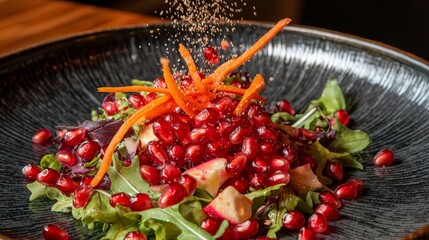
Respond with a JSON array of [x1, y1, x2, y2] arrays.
[[0, 0, 162, 56]]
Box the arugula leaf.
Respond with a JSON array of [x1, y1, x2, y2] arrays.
[[40, 154, 61, 171], [108, 156, 160, 198], [130, 201, 215, 240], [102, 216, 139, 240], [132, 79, 155, 86], [329, 118, 371, 153], [310, 79, 346, 115], [27, 181, 47, 201], [245, 184, 285, 200], [179, 199, 207, 226], [310, 141, 363, 169], [271, 112, 298, 124], [305, 191, 320, 209], [83, 153, 102, 168], [212, 220, 229, 239]]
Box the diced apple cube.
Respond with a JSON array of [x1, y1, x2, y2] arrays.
[[138, 123, 158, 149], [203, 186, 252, 225], [289, 163, 323, 198]]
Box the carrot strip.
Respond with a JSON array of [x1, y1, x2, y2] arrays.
[[134, 99, 177, 125], [90, 95, 171, 187], [233, 74, 266, 115], [204, 84, 266, 102], [178, 44, 210, 102], [98, 86, 170, 94], [162, 60, 196, 117], [204, 18, 291, 83]]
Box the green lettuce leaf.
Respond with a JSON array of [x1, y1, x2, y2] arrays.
[[311, 79, 346, 115], [130, 200, 214, 240], [245, 184, 285, 200], [305, 191, 320, 209], [27, 181, 47, 201], [179, 199, 207, 226], [108, 156, 160, 199], [131, 79, 155, 87], [329, 118, 371, 153], [40, 154, 61, 171], [310, 141, 364, 169], [271, 112, 298, 124]]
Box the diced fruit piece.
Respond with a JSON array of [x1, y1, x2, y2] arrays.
[[184, 158, 230, 196], [138, 124, 159, 149], [203, 186, 252, 225], [289, 164, 323, 198]]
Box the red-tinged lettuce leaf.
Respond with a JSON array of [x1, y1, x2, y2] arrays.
[[108, 156, 160, 199], [81, 120, 134, 147]]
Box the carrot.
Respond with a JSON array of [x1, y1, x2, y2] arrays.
[[134, 99, 177, 125], [233, 74, 266, 115], [162, 60, 196, 117], [178, 44, 210, 102], [204, 18, 291, 84], [204, 83, 266, 102], [98, 86, 170, 94], [90, 94, 171, 187]]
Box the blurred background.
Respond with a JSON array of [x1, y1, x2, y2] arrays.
[[70, 0, 429, 60]]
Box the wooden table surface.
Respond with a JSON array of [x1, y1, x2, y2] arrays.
[[0, 0, 162, 56]]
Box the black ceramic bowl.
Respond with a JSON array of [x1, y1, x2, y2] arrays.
[[0, 22, 428, 239]]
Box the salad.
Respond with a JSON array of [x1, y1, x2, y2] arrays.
[[23, 18, 375, 240]]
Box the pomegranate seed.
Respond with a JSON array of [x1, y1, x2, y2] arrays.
[[373, 148, 394, 167], [56, 129, 67, 138], [319, 190, 342, 209], [226, 154, 248, 176], [256, 126, 278, 141], [201, 217, 221, 235], [212, 96, 234, 114], [180, 76, 193, 89], [282, 210, 305, 230], [259, 141, 276, 155], [167, 145, 184, 163], [252, 113, 272, 127], [22, 164, 42, 181], [158, 183, 187, 208], [256, 237, 277, 240], [73, 185, 93, 208], [138, 152, 152, 166], [172, 121, 191, 144], [221, 39, 230, 50], [162, 112, 180, 123], [203, 47, 220, 65], [130, 193, 153, 211], [154, 77, 167, 88], [229, 125, 250, 144], [335, 109, 350, 126], [152, 119, 174, 144], [249, 173, 265, 190], [281, 145, 298, 164], [246, 104, 262, 118], [42, 224, 68, 240], [326, 162, 344, 181], [252, 158, 269, 173], [267, 171, 290, 186], [218, 226, 238, 240], [350, 178, 364, 194], [114, 99, 128, 111], [185, 144, 205, 163], [277, 99, 296, 115], [55, 175, 79, 196], [140, 165, 161, 186], [270, 156, 290, 173], [194, 108, 220, 126], [145, 93, 158, 103], [103, 101, 117, 115], [147, 141, 168, 165], [182, 175, 197, 195], [334, 180, 358, 200], [300, 155, 316, 170], [207, 137, 231, 156], [299, 129, 317, 142], [189, 126, 216, 144], [161, 164, 182, 184], [63, 128, 86, 147], [76, 140, 100, 161], [129, 94, 146, 109], [223, 177, 249, 194], [216, 120, 234, 135], [110, 192, 131, 207], [298, 226, 316, 240], [32, 128, 51, 144], [124, 231, 147, 240], [308, 213, 328, 233], [55, 150, 77, 166], [241, 137, 259, 159], [37, 168, 60, 186], [234, 219, 259, 238], [315, 203, 340, 221], [81, 175, 94, 186]]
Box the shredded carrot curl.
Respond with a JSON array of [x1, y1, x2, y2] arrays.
[[204, 83, 266, 102], [233, 74, 266, 115], [98, 86, 170, 94]]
